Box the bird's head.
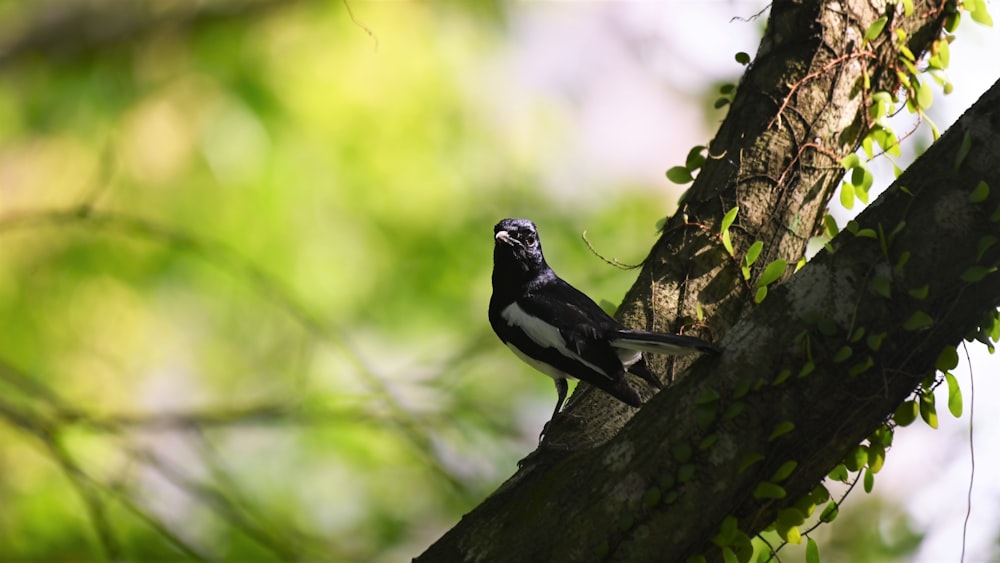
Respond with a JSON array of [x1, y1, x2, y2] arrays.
[[493, 218, 548, 275]]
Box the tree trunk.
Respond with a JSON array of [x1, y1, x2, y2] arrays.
[[419, 0, 1000, 561]]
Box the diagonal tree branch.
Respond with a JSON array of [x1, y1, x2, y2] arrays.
[[417, 1, 1000, 560], [419, 73, 1000, 563], [538, 0, 955, 449]]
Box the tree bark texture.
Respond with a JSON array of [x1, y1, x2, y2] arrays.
[[417, 1, 1000, 562], [534, 0, 955, 449]]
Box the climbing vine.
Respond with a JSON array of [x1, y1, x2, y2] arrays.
[[665, 1, 997, 562]]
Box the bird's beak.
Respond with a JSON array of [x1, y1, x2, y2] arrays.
[[495, 230, 522, 247]]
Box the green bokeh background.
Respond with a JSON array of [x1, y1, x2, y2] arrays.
[[3, 1, 963, 560], [0, 2, 682, 560]]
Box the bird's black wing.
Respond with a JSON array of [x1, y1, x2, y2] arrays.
[[515, 278, 627, 376]]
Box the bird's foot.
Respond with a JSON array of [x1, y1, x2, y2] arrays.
[[537, 411, 588, 443]]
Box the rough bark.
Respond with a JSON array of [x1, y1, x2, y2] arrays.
[[420, 77, 1000, 563], [416, 1, 1000, 561], [535, 0, 955, 449]]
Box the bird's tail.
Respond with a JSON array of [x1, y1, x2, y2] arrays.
[[611, 329, 718, 356]]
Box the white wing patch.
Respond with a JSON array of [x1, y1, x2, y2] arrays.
[[615, 348, 642, 369], [501, 302, 612, 381], [505, 343, 571, 381]]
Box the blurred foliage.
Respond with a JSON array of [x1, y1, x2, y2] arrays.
[[810, 495, 924, 563], [0, 1, 940, 561], [0, 1, 673, 560]]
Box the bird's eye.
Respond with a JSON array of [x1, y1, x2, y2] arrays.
[[524, 233, 537, 246]]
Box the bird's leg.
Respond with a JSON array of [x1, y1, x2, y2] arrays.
[[539, 378, 569, 440], [552, 378, 568, 417]]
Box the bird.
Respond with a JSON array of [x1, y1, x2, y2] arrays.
[[488, 217, 717, 426]]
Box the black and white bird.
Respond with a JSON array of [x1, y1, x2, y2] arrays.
[[489, 218, 717, 423]]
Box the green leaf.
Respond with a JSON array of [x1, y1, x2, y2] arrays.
[[721, 206, 739, 232], [919, 394, 939, 429], [772, 461, 798, 482], [722, 229, 734, 257], [961, 266, 996, 282], [735, 51, 751, 65], [936, 347, 959, 371], [868, 442, 886, 473], [757, 259, 787, 288], [723, 401, 745, 420], [977, 235, 998, 261], [781, 524, 802, 545], [753, 481, 787, 499], [721, 547, 738, 563], [853, 167, 874, 203], [744, 240, 764, 267], [717, 515, 739, 540], [955, 131, 973, 171], [667, 166, 693, 184], [777, 507, 805, 528], [945, 10, 961, 32], [866, 332, 886, 351], [819, 501, 840, 522], [894, 399, 918, 426], [840, 181, 856, 209], [695, 388, 721, 405], [848, 356, 874, 377], [945, 372, 963, 417], [871, 275, 892, 298], [695, 405, 717, 428], [899, 44, 916, 62], [908, 285, 930, 300], [970, 2, 994, 26], [827, 464, 849, 482], [769, 421, 795, 441], [685, 145, 707, 170], [896, 250, 911, 271], [720, 207, 738, 257], [969, 180, 990, 202], [823, 214, 839, 237], [863, 467, 875, 493], [739, 453, 764, 473], [864, 16, 888, 41], [937, 38, 951, 67], [850, 327, 866, 342], [772, 368, 792, 386], [810, 484, 831, 505], [832, 346, 853, 363], [903, 311, 933, 330], [844, 445, 868, 472], [871, 424, 894, 448], [699, 434, 718, 450], [806, 537, 820, 563], [841, 153, 861, 169], [754, 286, 768, 303]]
